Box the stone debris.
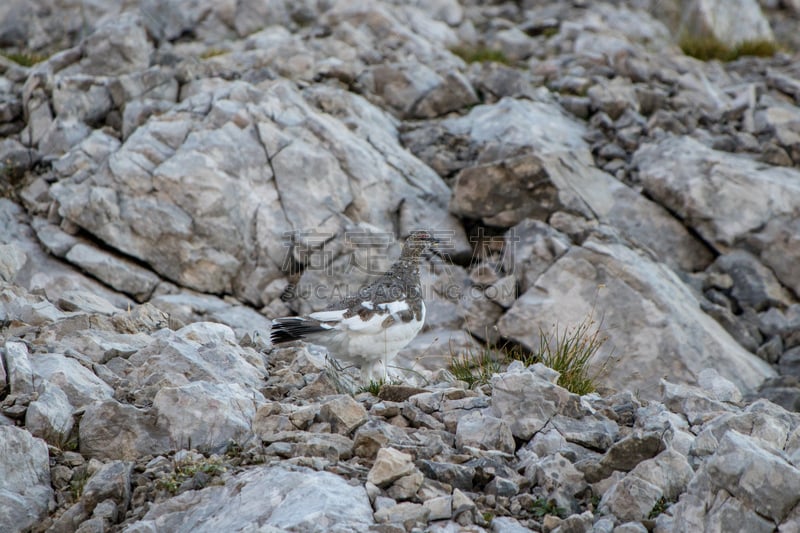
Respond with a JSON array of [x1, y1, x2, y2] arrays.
[[3, 0, 800, 531]]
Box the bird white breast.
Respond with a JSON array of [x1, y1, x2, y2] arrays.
[[306, 300, 426, 368]]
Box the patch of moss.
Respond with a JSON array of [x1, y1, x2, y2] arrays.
[[450, 45, 511, 66], [648, 496, 669, 519], [200, 48, 229, 59], [531, 498, 567, 519], [680, 33, 777, 61], [734, 39, 779, 58], [1, 50, 46, 67]]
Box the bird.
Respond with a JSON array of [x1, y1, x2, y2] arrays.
[[270, 230, 437, 382]]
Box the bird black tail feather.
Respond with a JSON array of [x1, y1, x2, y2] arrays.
[[270, 317, 328, 344]]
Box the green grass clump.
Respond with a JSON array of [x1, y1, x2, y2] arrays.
[[358, 378, 387, 396], [648, 496, 669, 519], [1, 50, 46, 66], [450, 45, 511, 66], [156, 456, 227, 494], [531, 498, 567, 519], [200, 48, 229, 59], [734, 39, 779, 58], [449, 347, 502, 388], [530, 317, 608, 395], [680, 33, 777, 61]]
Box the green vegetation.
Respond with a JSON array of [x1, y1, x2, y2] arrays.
[[70, 469, 89, 501], [450, 313, 609, 395], [358, 378, 387, 396], [450, 45, 511, 66], [531, 498, 567, 519], [200, 48, 229, 59], [448, 341, 504, 388], [532, 317, 608, 395], [156, 456, 227, 494], [679, 34, 778, 61], [648, 496, 669, 519], [1, 50, 46, 67]]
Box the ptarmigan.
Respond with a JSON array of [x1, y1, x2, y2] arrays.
[[270, 230, 436, 382]]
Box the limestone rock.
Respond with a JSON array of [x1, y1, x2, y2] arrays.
[[0, 426, 53, 532]]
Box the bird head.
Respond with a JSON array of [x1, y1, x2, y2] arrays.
[[403, 230, 438, 257]]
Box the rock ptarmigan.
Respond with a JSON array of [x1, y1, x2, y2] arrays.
[[270, 230, 436, 382]]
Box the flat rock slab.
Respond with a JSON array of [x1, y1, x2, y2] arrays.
[[125, 465, 374, 532]]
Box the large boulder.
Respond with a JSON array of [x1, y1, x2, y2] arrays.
[[0, 426, 53, 532], [498, 236, 775, 397]]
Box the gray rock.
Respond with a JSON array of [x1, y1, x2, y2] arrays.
[[418, 460, 475, 491], [490, 516, 535, 532], [550, 414, 619, 452], [707, 430, 800, 521], [81, 460, 133, 517], [697, 368, 743, 404], [503, 219, 571, 293], [710, 251, 793, 312], [367, 447, 416, 488], [592, 431, 665, 482], [450, 154, 561, 228], [587, 78, 639, 120], [51, 81, 453, 306], [317, 395, 368, 435], [25, 381, 74, 446], [65, 244, 160, 302], [153, 381, 265, 453], [127, 465, 374, 532], [634, 135, 800, 296], [0, 243, 27, 282], [533, 453, 589, 514], [600, 473, 662, 522], [0, 281, 66, 325], [79, 399, 168, 460], [30, 353, 114, 409], [612, 522, 648, 533], [779, 346, 800, 377], [423, 495, 453, 521], [455, 410, 515, 455], [118, 322, 267, 402], [415, 97, 711, 272], [374, 501, 430, 529], [499, 238, 774, 399], [56, 290, 122, 315], [628, 448, 694, 501], [491, 368, 586, 440], [52, 78, 112, 125], [0, 426, 53, 533], [661, 380, 736, 425], [386, 471, 424, 501], [3, 340, 35, 395], [679, 0, 774, 49], [76, 13, 153, 76]]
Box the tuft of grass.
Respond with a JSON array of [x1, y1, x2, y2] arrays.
[[358, 378, 387, 396], [70, 469, 90, 501], [156, 456, 227, 495], [449, 342, 503, 388], [679, 33, 777, 61], [1, 50, 46, 67], [648, 496, 669, 519], [200, 48, 229, 59], [734, 39, 779, 58], [531, 498, 567, 519], [528, 317, 608, 395], [450, 45, 511, 66]]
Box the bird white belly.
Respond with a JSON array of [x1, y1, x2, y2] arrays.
[[346, 315, 424, 359]]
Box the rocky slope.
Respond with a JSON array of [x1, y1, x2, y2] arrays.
[[2, 0, 800, 531]]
